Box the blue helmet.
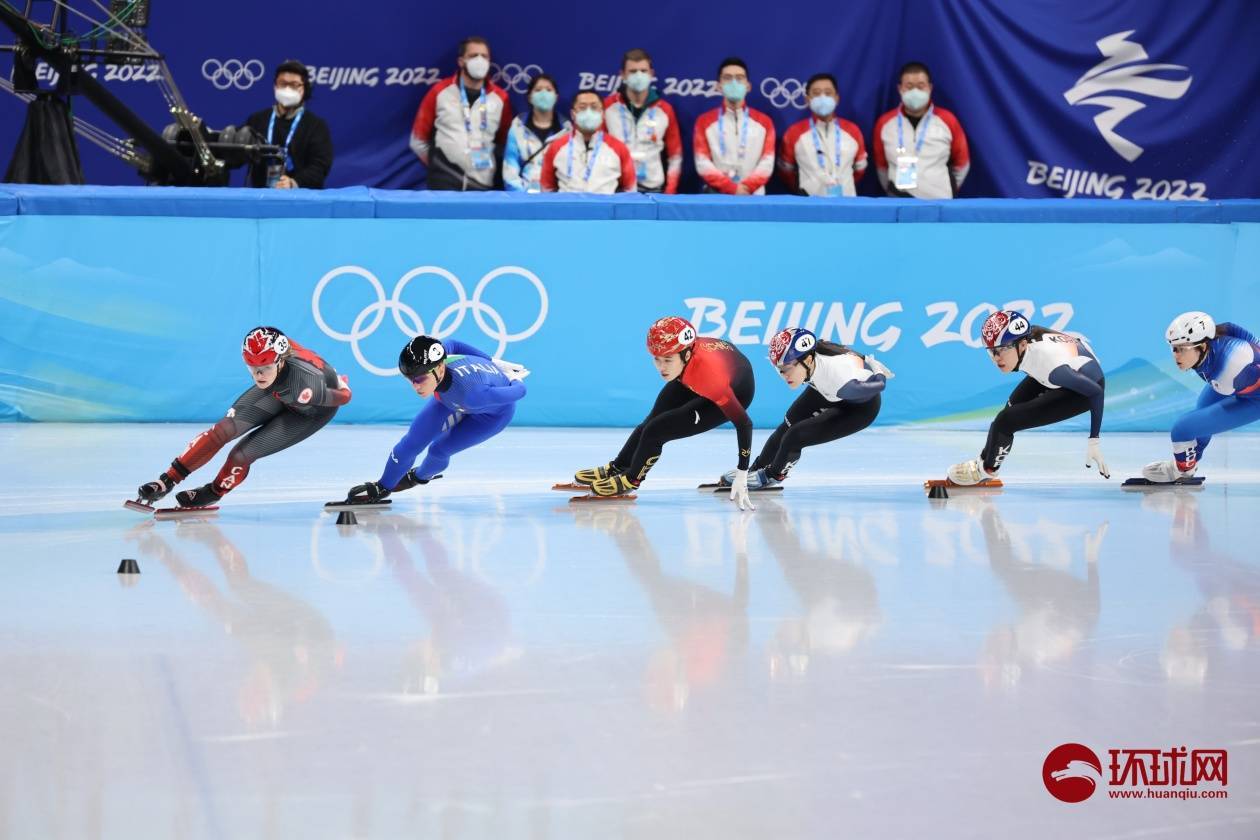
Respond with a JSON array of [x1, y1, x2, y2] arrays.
[[769, 328, 818, 366], [981, 310, 1032, 350]]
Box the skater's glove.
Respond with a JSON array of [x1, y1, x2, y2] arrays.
[[865, 354, 895, 379], [730, 468, 755, 511], [492, 358, 531, 381], [391, 470, 442, 493], [347, 481, 391, 502], [1086, 438, 1110, 479]]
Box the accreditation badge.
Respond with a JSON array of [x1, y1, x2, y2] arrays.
[[894, 154, 918, 190]]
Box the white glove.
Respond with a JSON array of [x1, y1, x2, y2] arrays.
[[729, 468, 755, 511], [1086, 438, 1110, 479], [492, 358, 531, 381], [865, 353, 895, 379]]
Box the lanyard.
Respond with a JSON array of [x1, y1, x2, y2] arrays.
[[619, 102, 658, 149], [895, 106, 933, 155], [458, 76, 489, 143], [566, 130, 604, 184], [521, 119, 560, 167], [810, 117, 842, 175], [717, 106, 750, 165], [267, 106, 304, 172]]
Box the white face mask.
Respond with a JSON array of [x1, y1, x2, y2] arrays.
[[900, 88, 930, 111], [625, 70, 652, 93], [274, 87, 302, 108], [464, 56, 490, 81], [575, 108, 603, 132]]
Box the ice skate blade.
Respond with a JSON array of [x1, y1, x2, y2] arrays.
[[324, 499, 392, 511], [569, 493, 636, 503], [1122, 476, 1206, 491], [153, 505, 220, 520], [123, 499, 155, 514], [697, 483, 783, 493], [924, 478, 1003, 491], [552, 482, 589, 492]]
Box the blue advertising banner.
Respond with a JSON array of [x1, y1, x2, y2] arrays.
[[2, 192, 1257, 429], [1, 1, 1258, 198]]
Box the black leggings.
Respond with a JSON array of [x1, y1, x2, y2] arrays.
[[614, 374, 755, 481], [981, 375, 1103, 472], [753, 389, 881, 478]]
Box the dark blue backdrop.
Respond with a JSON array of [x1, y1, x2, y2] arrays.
[[3, 0, 1258, 198]]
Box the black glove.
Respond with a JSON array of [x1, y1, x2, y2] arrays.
[[346, 481, 391, 503], [137, 473, 175, 503], [392, 470, 442, 493]]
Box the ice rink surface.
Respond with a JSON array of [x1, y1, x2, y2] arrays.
[[2, 423, 1259, 839]]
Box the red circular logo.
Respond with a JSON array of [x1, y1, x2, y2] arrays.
[[1042, 743, 1103, 803]]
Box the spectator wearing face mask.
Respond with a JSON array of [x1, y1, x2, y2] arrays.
[[602, 48, 683, 194], [694, 57, 776, 195], [540, 90, 636, 194], [503, 74, 570, 192], [244, 60, 333, 189], [778, 73, 866, 197], [872, 61, 969, 199], [409, 35, 512, 190]]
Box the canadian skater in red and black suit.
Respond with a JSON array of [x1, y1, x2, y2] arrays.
[[131, 327, 351, 509]]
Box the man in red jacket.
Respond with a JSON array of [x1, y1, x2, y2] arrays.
[[603, 48, 684, 194], [779, 73, 867, 197], [409, 36, 512, 191], [694, 57, 776, 195], [872, 61, 970, 199]]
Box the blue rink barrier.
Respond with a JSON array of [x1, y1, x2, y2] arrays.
[[1, 187, 1258, 428]]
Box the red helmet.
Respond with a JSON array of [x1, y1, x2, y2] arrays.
[[242, 326, 291, 366], [646, 316, 697, 356]]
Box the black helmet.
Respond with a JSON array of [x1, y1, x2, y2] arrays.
[[399, 336, 446, 379]]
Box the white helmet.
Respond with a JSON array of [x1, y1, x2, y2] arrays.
[[1165, 311, 1216, 346]]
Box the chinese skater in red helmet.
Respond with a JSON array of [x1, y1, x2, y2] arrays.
[[129, 326, 351, 510], [946, 310, 1109, 486], [572, 316, 758, 509], [1140, 312, 1260, 483], [712, 327, 892, 490]]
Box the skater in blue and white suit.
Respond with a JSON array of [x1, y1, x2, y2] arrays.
[[1144, 312, 1260, 483]]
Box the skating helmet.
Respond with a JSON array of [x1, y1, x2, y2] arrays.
[[646, 316, 697, 356], [1165, 311, 1216, 346], [399, 336, 446, 380], [769, 328, 817, 367], [981, 310, 1032, 350], [241, 326, 291, 366]]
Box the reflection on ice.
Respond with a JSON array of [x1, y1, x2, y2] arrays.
[[1, 425, 1258, 838]]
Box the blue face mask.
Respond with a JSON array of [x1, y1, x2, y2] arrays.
[[625, 71, 652, 93], [721, 80, 747, 102], [575, 108, 603, 132], [809, 95, 837, 117], [530, 89, 557, 112], [901, 88, 930, 111]]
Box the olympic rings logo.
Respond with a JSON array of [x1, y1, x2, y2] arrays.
[[760, 77, 807, 109], [312, 265, 548, 376], [202, 58, 265, 91], [491, 62, 543, 94]]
